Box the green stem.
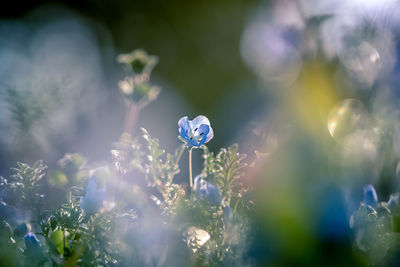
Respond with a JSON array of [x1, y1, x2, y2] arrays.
[[63, 228, 66, 256], [123, 102, 140, 135], [189, 148, 193, 189], [233, 197, 241, 213]]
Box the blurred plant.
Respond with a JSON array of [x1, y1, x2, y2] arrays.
[[12, 25, 400, 265], [117, 49, 158, 77], [24, 232, 42, 254], [0, 161, 48, 266], [202, 145, 252, 213], [48, 153, 87, 189], [111, 132, 145, 175], [194, 175, 222, 206], [118, 49, 160, 135], [350, 184, 400, 265], [0, 161, 47, 215], [3, 85, 61, 134], [24, 232, 46, 265], [112, 128, 186, 216], [363, 184, 378, 207], [173, 143, 252, 266], [109, 123, 252, 265]]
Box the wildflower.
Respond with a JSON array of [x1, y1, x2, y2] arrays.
[[117, 49, 160, 108], [24, 232, 46, 265], [80, 176, 106, 215], [194, 175, 221, 206], [363, 184, 378, 207], [24, 232, 41, 254], [117, 49, 158, 76], [178, 115, 213, 147]]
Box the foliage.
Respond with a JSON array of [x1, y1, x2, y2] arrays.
[[1, 161, 47, 214], [0, 117, 254, 266], [117, 49, 160, 108], [3, 14, 400, 265], [350, 189, 400, 266], [202, 145, 253, 214]]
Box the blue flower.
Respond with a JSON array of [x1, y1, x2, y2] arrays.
[[80, 176, 106, 215], [363, 184, 378, 207], [178, 115, 213, 147], [194, 175, 221, 206], [24, 232, 41, 252]]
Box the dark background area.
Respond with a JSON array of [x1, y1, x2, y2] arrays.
[[0, 0, 260, 116], [0, 0, 267, 175]]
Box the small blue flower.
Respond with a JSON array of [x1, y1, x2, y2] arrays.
[[194, 175, 221, 206], [24, 232, 41, 252], [178, 115, 213, 147], [80, 176, 106, 215], [363, 184, 378, 207]]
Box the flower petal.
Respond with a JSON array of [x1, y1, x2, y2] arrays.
[[197, 124, 210, 146], [205, 125, 213, 143], [24, 232, 41, 250], [178, 115, 213, 147], [363, 184, 378, 206], [189, 115, 210, 129], [178, 116, 190, 139]]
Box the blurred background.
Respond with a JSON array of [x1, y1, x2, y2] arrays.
[[0, 0, 264, 177], [2, 0, 400, 264]]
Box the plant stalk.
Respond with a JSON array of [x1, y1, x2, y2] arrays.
[[123, 102, 140, 135], [189, 148, 193, 189]]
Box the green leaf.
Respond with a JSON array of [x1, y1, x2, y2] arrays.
[[6, 160, 47, 211], [51, 230, 69, 255], [49, 170, 68, 188]]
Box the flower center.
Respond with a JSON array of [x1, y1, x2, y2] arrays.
[[188, 127, 204, 143]]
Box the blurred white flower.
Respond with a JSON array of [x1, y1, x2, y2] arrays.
[[185, 226, 210, 253]]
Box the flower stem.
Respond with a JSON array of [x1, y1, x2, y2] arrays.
[[233, 197, 241, 213], [189, 148, 193, 189], [123, 102, 140, 135]]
